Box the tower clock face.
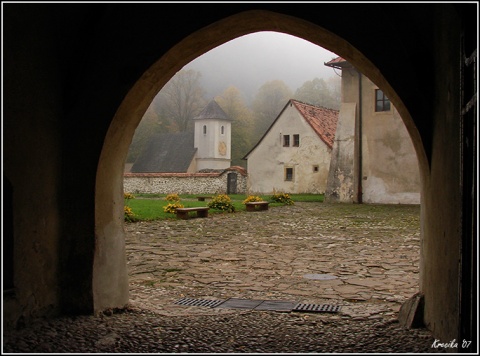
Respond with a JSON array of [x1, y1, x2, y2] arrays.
[[218, 141, 227, 156]]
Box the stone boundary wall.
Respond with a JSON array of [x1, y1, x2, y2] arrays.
[[124, 169, 247, 195]]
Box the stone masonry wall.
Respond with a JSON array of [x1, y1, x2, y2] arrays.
[[124, 171, 247, 195]]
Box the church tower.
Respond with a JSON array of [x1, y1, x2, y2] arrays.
[[193, 99, 233, 171]]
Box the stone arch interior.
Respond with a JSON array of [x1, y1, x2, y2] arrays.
[[3, 175, 15, 291], [1, 3, 473, 349]]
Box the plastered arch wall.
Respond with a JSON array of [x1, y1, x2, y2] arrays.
[[94, 10, 427, 312], [4, 3, 472, 346]]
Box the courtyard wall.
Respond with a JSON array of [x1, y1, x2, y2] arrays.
[[123, 168, 247, 195]]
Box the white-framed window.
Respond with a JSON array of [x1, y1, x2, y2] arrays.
[[375, 89, 391, 112], [203, 125, 207, 135]]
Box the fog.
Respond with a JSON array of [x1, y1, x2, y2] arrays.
[[128, 31, 341, 166], [183, 31, 339, 102]]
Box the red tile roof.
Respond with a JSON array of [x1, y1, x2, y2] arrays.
[[291, 99, 339, 149], [226, 166, 248, 176], [324, 56, 352, 70], [324, 56, 346, 65], [124, 166, 248, 178], [124, 172, 220, 178]]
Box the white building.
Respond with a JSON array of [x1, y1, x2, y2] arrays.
[[131, 99, 233, 173], [194, 99, 233, 171], [243, 99, 339, 194]]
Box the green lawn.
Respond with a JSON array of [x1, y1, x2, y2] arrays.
[[125, 193, 324, 221]]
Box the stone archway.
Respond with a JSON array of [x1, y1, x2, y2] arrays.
[[94, 9, 427, 316]]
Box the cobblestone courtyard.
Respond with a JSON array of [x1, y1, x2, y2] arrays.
[[126, 202, 422, 319], [5, 202, 447, 353]]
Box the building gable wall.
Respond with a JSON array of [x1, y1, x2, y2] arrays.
[[247, 104, 332, 194]]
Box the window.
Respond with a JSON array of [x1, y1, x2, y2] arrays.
[[313, 165, 319, 173], [293, 134, 300, 147], [283, 135, 290, 147], [285, 167, 294, 181], [375, 89, 391, 112], [221, 125, 225, 135], [203, 125, 207, 134]]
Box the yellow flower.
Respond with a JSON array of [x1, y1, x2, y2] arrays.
[[165, 193, 181, 202], [243, 195, 263, 204], [124, 192, 135, 200], [164, 202, 184, 214]]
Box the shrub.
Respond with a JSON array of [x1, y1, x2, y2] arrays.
[[271, 192, 294, 205], [208, 194, 235, 213], [124, 205, 137, 222], [243, 195, 263, 204], [164, 201, 184, 214], [165, 193, 181, 202], [124, 192, 136, 200], [124, 192, 138, 222]]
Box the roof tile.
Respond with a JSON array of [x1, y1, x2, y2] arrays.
[[291, 99, 339, 149]]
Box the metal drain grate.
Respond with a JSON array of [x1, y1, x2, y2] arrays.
[[254, 300, 297, 312], [174, 297, 342, 314], [303, 273, 338, 280], [174, 297, 225, 308], [215, 298, 264, 310], [293, 303, 341, 313]]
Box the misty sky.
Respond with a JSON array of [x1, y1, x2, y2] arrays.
[[183, 31, 340, 102]]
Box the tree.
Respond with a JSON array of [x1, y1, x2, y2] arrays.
[[216, 86, 255, 167], [326, 75, 341, 109], [155, 69, 207, 132], [127, 69, 207, 163], [293, 76, 341, 110], [126, 104, 173, 163], [251, 80, 293, 143]]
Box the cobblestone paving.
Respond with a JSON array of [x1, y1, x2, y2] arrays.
[[126, 202, 421, 320], [5, 202, 449, 353]]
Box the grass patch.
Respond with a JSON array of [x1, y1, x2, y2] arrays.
[[125, 193, 324, 221], [291, 194, 325, 202], [126, 199, 207, 220], [131, 193, 323, 202]]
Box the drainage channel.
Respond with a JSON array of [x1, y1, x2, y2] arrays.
[[174, 297, 341, 314]]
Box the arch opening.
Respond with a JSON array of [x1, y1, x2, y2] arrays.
[[95, 9, 427, 317]]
